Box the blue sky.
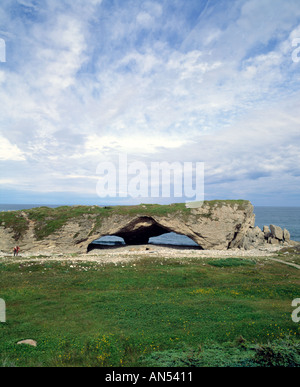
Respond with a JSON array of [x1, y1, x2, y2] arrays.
[[0, 0, 300, 206]]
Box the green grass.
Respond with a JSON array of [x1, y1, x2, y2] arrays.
[[0, 256, 299, 367], [26, 206, 103, 240], [207, 258, 256, 267], [0, 212, 28, 240], [202, 199, 250, 210]]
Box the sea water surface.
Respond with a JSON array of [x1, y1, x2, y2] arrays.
[[0, 204, 299, 244], [254, 207, 300, 242]]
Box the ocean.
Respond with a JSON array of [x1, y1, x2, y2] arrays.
[[254, 207, 300, 242], [0, 204, 299, 244]]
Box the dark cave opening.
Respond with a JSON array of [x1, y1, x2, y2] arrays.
[[87, 216, 203, 252]]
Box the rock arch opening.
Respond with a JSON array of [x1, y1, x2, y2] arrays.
[[87, 235, 125, 252], [115, 216, 171, 245], [87, 216, 203, 252], [149, 232, 200, 248]]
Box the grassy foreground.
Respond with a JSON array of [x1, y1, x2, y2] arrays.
[[0, 255, 299, 367]]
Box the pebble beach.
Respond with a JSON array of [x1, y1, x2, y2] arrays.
[[0, 244, 285, 265]]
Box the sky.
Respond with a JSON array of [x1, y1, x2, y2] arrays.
[[0, 0, 300, 206]]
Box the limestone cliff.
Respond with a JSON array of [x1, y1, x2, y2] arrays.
[[0, 201, 256, 253]]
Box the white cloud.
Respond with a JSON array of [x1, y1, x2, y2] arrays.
[[28, 15, 88, 96], [0, 136, 25, 161], [84, 134, 189, 156], [0, 0, 300, 204]]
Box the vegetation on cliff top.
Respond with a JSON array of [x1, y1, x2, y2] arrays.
[[0, 211, 28, 240], [0, 200, 250, 241]]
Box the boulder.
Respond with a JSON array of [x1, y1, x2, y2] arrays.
[[270, 225, 283, 241], [283, 228, 290, 241]]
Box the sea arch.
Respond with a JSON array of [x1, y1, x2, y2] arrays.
[[87, 215, 203, 251]]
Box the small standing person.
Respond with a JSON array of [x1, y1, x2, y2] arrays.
[[16, 246, 20, 256], [13, 246, 17, 256]]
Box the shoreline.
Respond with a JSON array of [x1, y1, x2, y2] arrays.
[[0, 244, 286, 264]]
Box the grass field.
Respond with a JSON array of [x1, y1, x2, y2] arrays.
[[0, 255, 299, 367]]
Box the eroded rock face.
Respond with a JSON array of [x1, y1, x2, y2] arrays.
[[87, 202, 256, 252], [0, 201, 292, 253], [239, 223, 294, 250], [238, 226, 265, 250]]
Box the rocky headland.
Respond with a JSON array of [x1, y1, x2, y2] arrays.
[[0, 201, 297, 255]]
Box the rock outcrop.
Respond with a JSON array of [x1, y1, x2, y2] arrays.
[[238, 223, 294, 250], [0, 201, 295, 254]]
